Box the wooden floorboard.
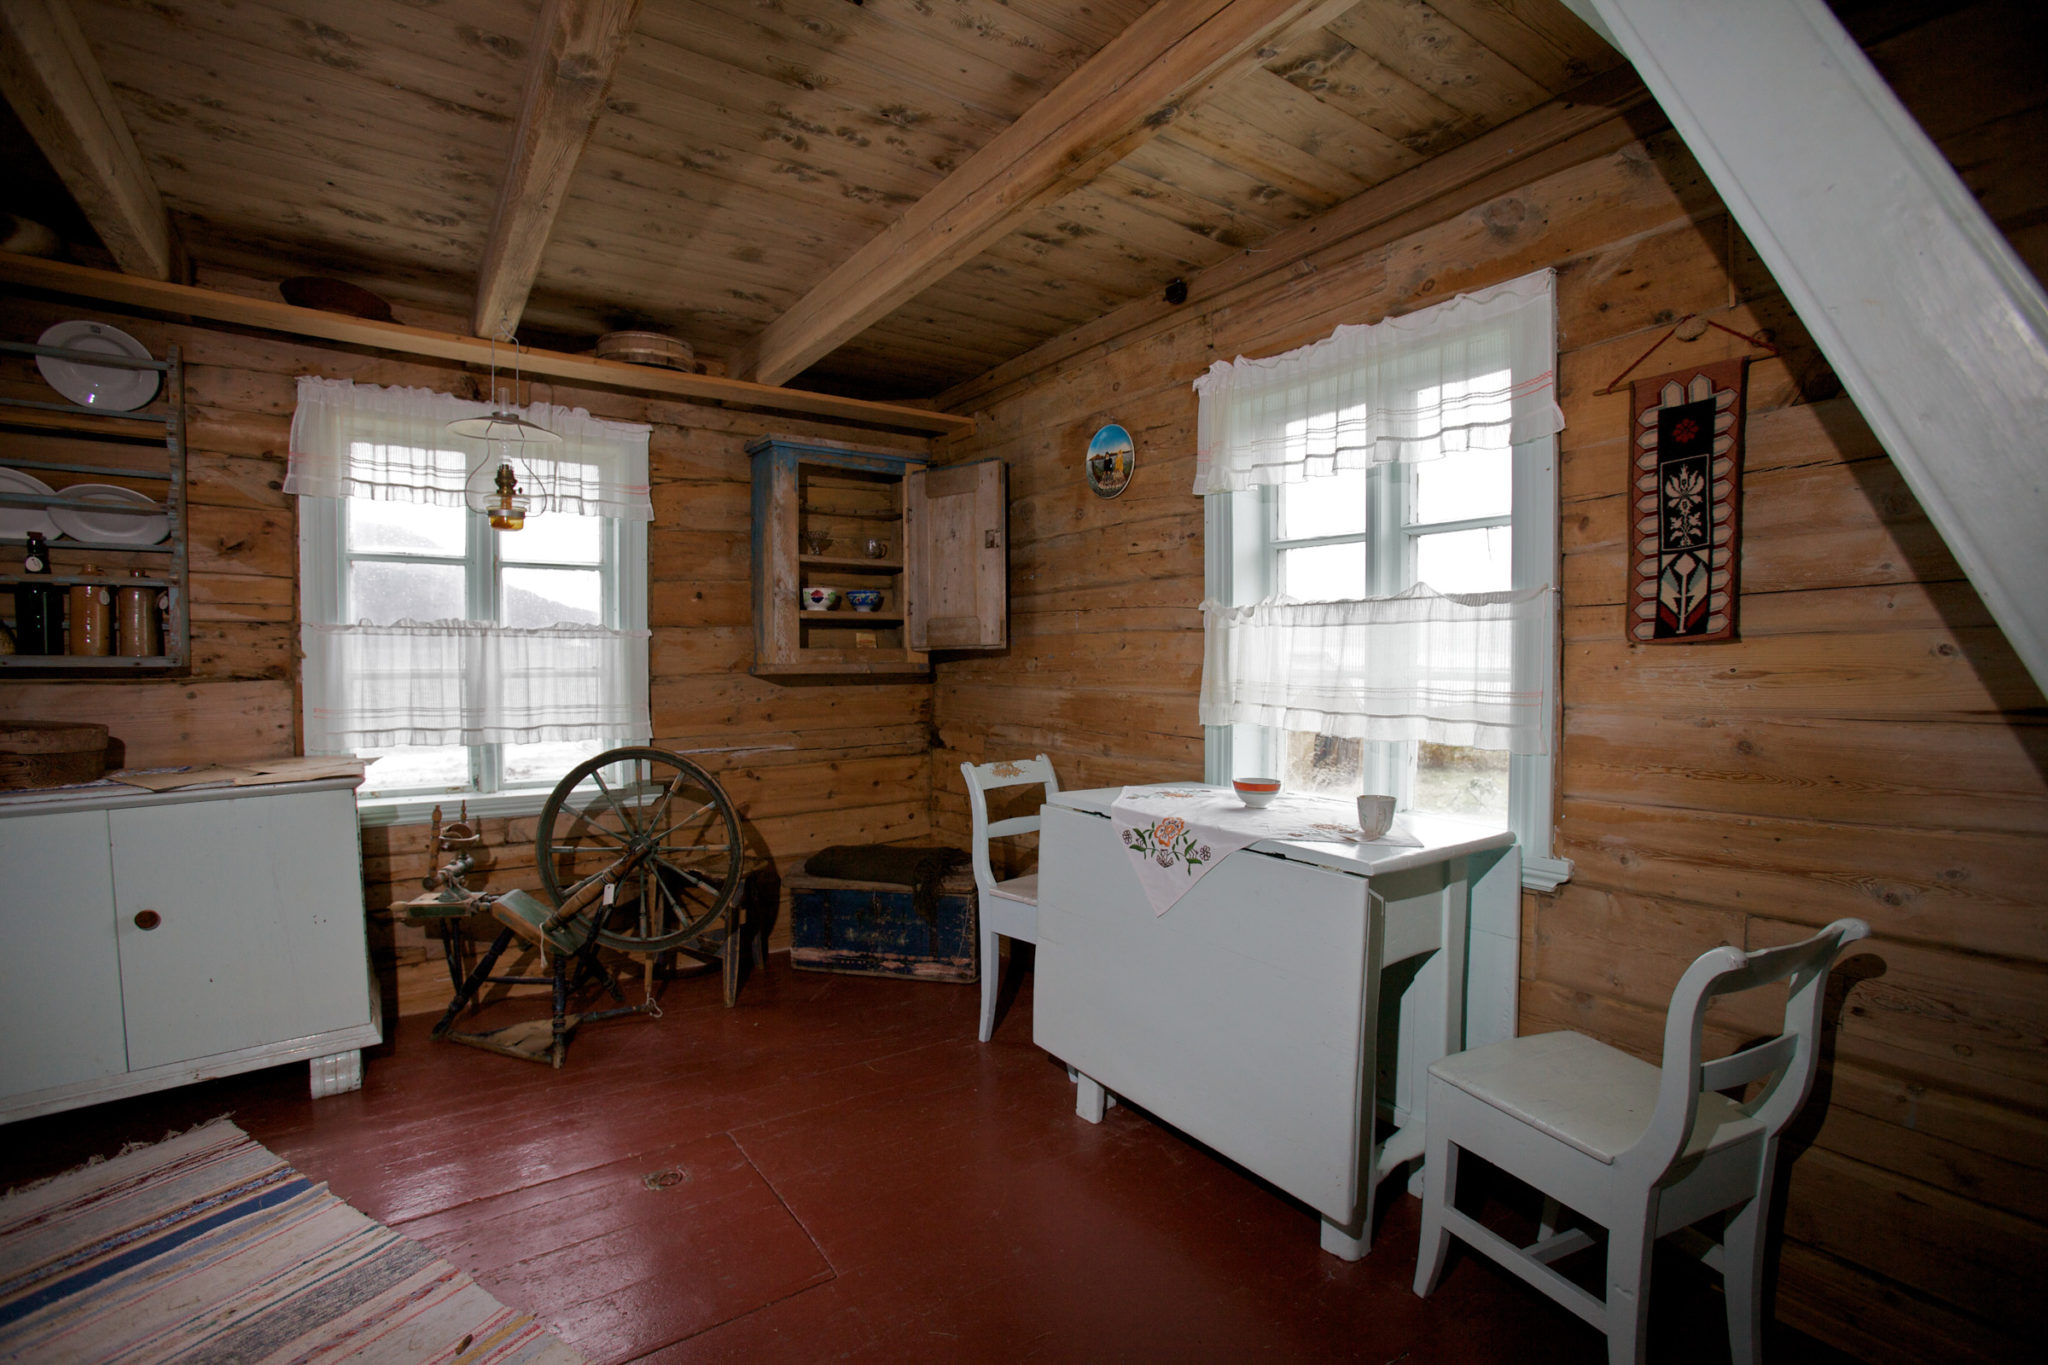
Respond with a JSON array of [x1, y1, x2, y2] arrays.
[[0, 957, 1868, 1364]]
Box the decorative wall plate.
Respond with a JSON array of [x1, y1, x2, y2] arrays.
[[1085, 423, 1134, 498], [0, 467, 60, 540], [36, 321, 159, 411], [48, 483, 170, 545]]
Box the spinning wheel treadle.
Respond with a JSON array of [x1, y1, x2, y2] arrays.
[[536, 746, 744, 953]]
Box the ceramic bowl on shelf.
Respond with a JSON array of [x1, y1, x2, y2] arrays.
[[1232, 777, 1281, 808], [845, 588, 883, 612], [802, 586, 840, 611]]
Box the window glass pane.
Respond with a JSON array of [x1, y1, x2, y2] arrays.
[[501, 513, 602, 566], [1277, 468, 1366, 540], [1279, 542, 1365, 600], [503, 566, 602, 627], [347, 498, 466, 556], [1412, 446, 1511, 525], [1282, 730, 1362, 794], [1414, 526, 1511, 594], [348, 560, 465, 624], [503, 738, 606, 788], [1412, 741, 1509, 822], [359, 745, 469, 796]]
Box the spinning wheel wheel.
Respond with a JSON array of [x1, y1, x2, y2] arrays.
[[535, 746, 744, 953]]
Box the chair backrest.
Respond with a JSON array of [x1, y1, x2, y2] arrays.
[[959, 754, 1059, 893], [1625, 917, 1870, 1179]]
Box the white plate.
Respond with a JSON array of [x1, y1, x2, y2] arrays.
[[0, 467, 61, 540], [49, 483, 169, 545], [36, 321, 160, 411]]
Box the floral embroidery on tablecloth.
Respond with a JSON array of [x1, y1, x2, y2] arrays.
[[1121, 814, 1213, 875]]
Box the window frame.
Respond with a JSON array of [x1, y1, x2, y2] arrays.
[[299, 494, 649, 827], [1202, 440, 1570, 892]]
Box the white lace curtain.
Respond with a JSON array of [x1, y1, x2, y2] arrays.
[[1198, 586, 1551, 753], [302, 621, 649, 751], [288, 377, 652, 753], [1192, 270, 1563, 493], [1196, 270, 1560, 754], [285, 376, 654, 520]]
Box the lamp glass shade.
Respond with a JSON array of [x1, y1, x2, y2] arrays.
[[446, 410, 562, 444]]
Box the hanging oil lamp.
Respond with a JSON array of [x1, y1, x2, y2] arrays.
[[448, 329, 558, 530]]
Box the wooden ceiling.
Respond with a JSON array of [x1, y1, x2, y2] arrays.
[[4, 0, 1619, 402]]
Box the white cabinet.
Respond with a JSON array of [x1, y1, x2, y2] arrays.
[[0, 778, 382, 1122]]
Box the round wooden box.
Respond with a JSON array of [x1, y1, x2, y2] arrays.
[[0, 720, 109, 790], [595, 330, 694, 371]]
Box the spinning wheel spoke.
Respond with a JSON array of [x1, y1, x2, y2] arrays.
[[537, 747, 743, 953]]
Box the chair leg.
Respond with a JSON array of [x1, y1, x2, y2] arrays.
[[1722, 1189, 1770, 1365], [1604, 1206, 1657, 1365], [1412, 1127, 1460, 1296], [978, 926, 1002, 1041]]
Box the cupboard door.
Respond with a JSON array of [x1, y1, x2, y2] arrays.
[[0, 811, 128, 1095], [110, 788, 370, 1070], [905, 460, 1007, 650]]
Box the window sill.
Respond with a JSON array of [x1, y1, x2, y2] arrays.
[[354, 789, 557, 828], [1521, 852, 1573, 893]]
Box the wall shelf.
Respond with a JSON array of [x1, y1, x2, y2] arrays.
[[1, 337, 189, 673]]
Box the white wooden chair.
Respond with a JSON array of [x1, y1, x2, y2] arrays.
[[960, 754, 1059, 1042], [1413, 917, 1870, 1365]]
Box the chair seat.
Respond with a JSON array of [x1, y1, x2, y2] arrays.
[[1430, 1031, 1765, 1166], [988, 873, 1038, 905]]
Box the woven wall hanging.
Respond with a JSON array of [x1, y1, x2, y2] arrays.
[[1625, 357, 1748, 642]]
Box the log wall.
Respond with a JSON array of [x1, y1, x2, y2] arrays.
[[0, 284, 934, 1013], [926, 6, 2048, 1359]]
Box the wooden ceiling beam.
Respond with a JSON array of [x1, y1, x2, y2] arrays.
[[472, 0, 643, 339], [0, 252, 972, 437], [732, 0, 1355, 388], [0, 0, 179, 280]]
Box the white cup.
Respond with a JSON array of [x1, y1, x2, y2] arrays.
[[1356, 794, 1396, 839]]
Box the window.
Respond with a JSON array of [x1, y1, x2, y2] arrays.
[[288, 378, 652, 820], [1196, 270, 1570, 888]]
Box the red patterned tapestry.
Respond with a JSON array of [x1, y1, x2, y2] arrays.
[[1628, 357, 1747, 643]]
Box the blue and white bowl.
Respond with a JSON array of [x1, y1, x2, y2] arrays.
[[845, 588, 884, 612]]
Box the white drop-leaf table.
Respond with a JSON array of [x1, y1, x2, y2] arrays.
[[1033, 787, 1519, 1258]]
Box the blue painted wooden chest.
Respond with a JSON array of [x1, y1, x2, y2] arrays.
[[787, 864, 979, 982]]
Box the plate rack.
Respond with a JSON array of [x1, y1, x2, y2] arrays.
[[0, 338, 189, 672]]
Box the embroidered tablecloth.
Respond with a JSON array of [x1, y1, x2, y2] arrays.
[[1109, 784, 1424, 917]]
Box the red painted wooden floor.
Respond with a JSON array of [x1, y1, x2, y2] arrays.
[[1, 960, 1861, 1364]]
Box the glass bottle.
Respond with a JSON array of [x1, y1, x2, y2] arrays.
[[15, 532, 58, 655]]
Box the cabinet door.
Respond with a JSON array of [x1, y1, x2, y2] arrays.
[[0, 811, 128, 1095], [905, 460, 1007, 650], [110, 788, 371, 1070]]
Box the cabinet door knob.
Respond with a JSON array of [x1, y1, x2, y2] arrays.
[[134, 909, 162, 931]]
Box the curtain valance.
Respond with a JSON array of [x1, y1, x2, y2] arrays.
[[1192, 269, 1563, 493], [284, 377, 653, 520], [302, 619, 651, 751], [1198, 585, 1550, 754]]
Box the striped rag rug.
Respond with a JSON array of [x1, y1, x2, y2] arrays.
[[0, 1118, 581, 1364]]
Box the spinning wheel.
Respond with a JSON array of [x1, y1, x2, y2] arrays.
[[536, 747, 744, 953], [426, 748, 749, 1068]]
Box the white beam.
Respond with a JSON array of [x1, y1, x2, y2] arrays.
[[1571, 0, 2048, 694]]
